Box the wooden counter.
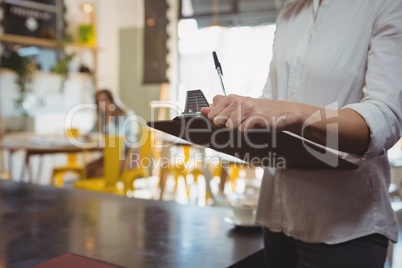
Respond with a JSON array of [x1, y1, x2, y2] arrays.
[[0, 181, 264, 267]]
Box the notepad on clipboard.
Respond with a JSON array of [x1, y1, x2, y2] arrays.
[[147, 90, 358, 170]]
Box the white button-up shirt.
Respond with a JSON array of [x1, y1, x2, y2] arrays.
[[256, 0, 402, 244]]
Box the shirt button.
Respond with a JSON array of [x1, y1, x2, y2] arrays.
[[288, 88, 296, 96]]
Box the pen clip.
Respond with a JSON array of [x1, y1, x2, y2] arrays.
[[212, 51, 227, 96], [212, 51, 223, 76]]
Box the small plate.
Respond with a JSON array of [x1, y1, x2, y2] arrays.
[[224, 216, 258, 228]]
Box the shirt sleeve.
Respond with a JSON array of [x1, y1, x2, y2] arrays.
[[259, 73, 274, 100], [343, 0, 402, 159]]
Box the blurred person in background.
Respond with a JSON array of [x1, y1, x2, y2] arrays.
[[85, 89, 138, 178]]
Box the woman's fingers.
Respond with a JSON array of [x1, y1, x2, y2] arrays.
[[206, 94, 258, 129], [207, 94, 241, 121], [211, 103, 237, 127], [205, 94, 287, 131], [212, 95, 225, 104], [207, 96, 228, 120], [200, 95, 225, 117], [200, 107, 211, 116], [204, 95, 297, 132]]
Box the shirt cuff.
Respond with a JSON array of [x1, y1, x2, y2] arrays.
[[343, 101, 395, 159]]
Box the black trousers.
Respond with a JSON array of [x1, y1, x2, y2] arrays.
[[263, 228, 388, 268]]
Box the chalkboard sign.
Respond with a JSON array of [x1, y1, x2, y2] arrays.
[[143, 0, 169, 84], [0, 0, 64, 41]]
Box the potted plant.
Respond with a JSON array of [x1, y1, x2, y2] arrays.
[[1, 50, 37, 131], [52, 52, 76, 93], [2, 51, 36, 114], [78, 24, 96, 45]]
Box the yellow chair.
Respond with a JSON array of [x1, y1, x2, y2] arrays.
[[120, 127, 153, 193], [0, 149, 11, 180], [227, 163, 242, 192], [0, 169, 10, 180], [159, 144, 206, 201], [0, 172, 10, 180], [158, 145, 189, 199], [73, 135, 125, 195], [210, 160, 243, 195], [51, 128, 85, 187], [189, 161, 212, 203], [172, 145, 193, 198]]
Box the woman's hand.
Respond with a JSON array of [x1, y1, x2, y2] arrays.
[[200, 94, 302, 132], [200, 94, 370, 155]]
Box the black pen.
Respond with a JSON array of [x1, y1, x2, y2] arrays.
[[212, 51, 227, 96]]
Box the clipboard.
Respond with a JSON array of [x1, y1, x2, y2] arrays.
[[147, 90, 358, 170]]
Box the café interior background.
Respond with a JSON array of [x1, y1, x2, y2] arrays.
[[0, 0, 283, 197]]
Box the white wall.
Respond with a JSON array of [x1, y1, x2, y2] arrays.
[[95, 0, 144, 95]]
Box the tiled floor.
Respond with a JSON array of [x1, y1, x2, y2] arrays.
[[1, 150, 402, 267]]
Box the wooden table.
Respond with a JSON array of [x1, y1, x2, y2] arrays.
[[0, 139, 102, 183], [0, 180, 265, 268]]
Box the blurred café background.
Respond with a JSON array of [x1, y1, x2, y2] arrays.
[[0, 0, 281, 204], [0, 0, 401, 267]]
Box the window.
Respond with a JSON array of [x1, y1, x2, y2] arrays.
[[178, 19, 276, 105]]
